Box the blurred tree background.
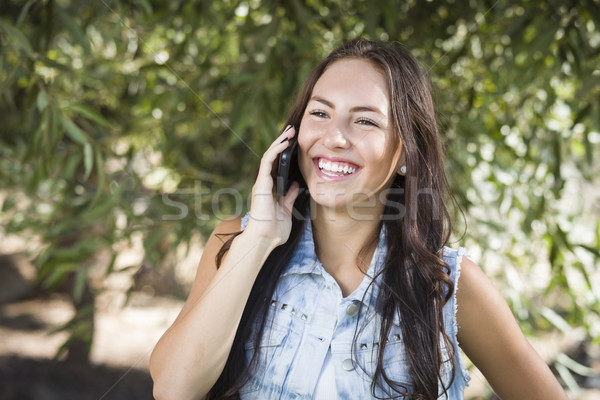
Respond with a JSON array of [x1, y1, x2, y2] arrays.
[[0, 0, 599, 398]]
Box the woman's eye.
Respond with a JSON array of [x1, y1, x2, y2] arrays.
[[309, 110, 328, 118], [357, 118, 378, 127]]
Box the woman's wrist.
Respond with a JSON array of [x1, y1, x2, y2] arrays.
[[239, 223, 283, 251]]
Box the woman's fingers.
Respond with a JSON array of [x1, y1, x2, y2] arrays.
[[273, 125, 295, 146], [256, 142, 288, 188], [265, 125, 295, 153], [257, 125, 297, 181], [247, 126, 298, 242], [262, 139, 290, 166]]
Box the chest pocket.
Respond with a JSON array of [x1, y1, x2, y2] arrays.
[[239, 308, 294, 396], [356, 327, 413, 398]]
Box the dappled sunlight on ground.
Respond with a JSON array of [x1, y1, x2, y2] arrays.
[[91, 292, 182, 369]]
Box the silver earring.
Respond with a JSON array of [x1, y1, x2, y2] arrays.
[[400, 165, 407, 174]]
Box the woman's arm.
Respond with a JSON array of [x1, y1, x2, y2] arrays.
[[149, 126, 300, 400], [456, 257, 568, 399], [149, 217, 279, 400]]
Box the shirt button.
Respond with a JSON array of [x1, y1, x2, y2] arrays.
[[342, 358, 355, 371], [346, 303, 359, 317]]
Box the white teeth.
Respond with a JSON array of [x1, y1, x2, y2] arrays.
[[317, 158, 357, 175]]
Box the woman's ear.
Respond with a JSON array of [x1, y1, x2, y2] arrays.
[[396, 151, 407, 176]]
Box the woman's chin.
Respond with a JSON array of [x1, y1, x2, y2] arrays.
[[309, 192, 348, 210]]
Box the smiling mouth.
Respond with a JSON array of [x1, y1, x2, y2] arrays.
[[316, 158, 359, 176]]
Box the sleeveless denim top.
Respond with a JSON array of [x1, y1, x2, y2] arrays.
[[239, 213, 470, 399]]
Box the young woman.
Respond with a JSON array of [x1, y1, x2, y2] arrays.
[[150, 39, 568, 400]]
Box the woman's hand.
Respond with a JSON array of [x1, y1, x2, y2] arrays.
[[245, 125, 300, 246]]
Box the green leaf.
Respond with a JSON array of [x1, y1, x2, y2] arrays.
[[92, 146, 105, 204], [43, 264, 74, 289], [36, 91, 48, 112], [81, 194, 115, 220], [139, 0, 153, 16], [68, 103, 112, 128], [50, 305, 94, 335], [554, 362, 580, 393], [17, 0, 38, 27], [576, 76, 600, 100], [54, 336, 72, 360], [61, 114, 87, 145], [578, 244, 600, 258], [83, 143, 93, 181], [104, 251, 118, 277], [539, 307, 574, 337], [72, 266, 88, 304], [56, 8, 92, 55], [0, 21, 35, 58], [38, 54, 71, 72]]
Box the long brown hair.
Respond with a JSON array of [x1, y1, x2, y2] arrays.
[[208, 38, 458, 399]]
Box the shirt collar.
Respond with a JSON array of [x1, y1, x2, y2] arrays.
[[282, 216, 390, 310], [280, 216, 322, 277]]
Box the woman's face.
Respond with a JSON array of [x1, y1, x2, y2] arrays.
[[298, 58, 403, 212]]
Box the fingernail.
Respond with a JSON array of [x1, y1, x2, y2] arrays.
[[284, 125, 293, 132]]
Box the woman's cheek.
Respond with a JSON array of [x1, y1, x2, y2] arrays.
[[299, 120, 326, 150], [297, 134, 317, 183], [297, 125, 316, 160], [297, 143, 311, 180]]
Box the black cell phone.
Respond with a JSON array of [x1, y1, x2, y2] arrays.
[[276, 125, 299, 201]]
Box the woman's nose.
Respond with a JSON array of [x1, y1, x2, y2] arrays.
[[322, 123, 350, 149]]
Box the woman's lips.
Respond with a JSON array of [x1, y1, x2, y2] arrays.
[[312, 157, 361, 181]]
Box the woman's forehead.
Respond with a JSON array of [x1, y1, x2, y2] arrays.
[[311, 59, 391, 114]]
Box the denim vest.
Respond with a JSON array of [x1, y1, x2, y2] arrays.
[[239, 213, 470, 399]]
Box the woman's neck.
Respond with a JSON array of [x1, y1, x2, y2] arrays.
[[309, 200, 383, 283]]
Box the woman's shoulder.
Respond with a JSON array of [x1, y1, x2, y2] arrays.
[[442, 246, 469, 275], [445, 247, 492, 308]]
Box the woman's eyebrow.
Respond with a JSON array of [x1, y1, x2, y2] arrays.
[[309, 96, 335, 109], [309, 96, 385, 116], [349, 105, 385, 116]]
